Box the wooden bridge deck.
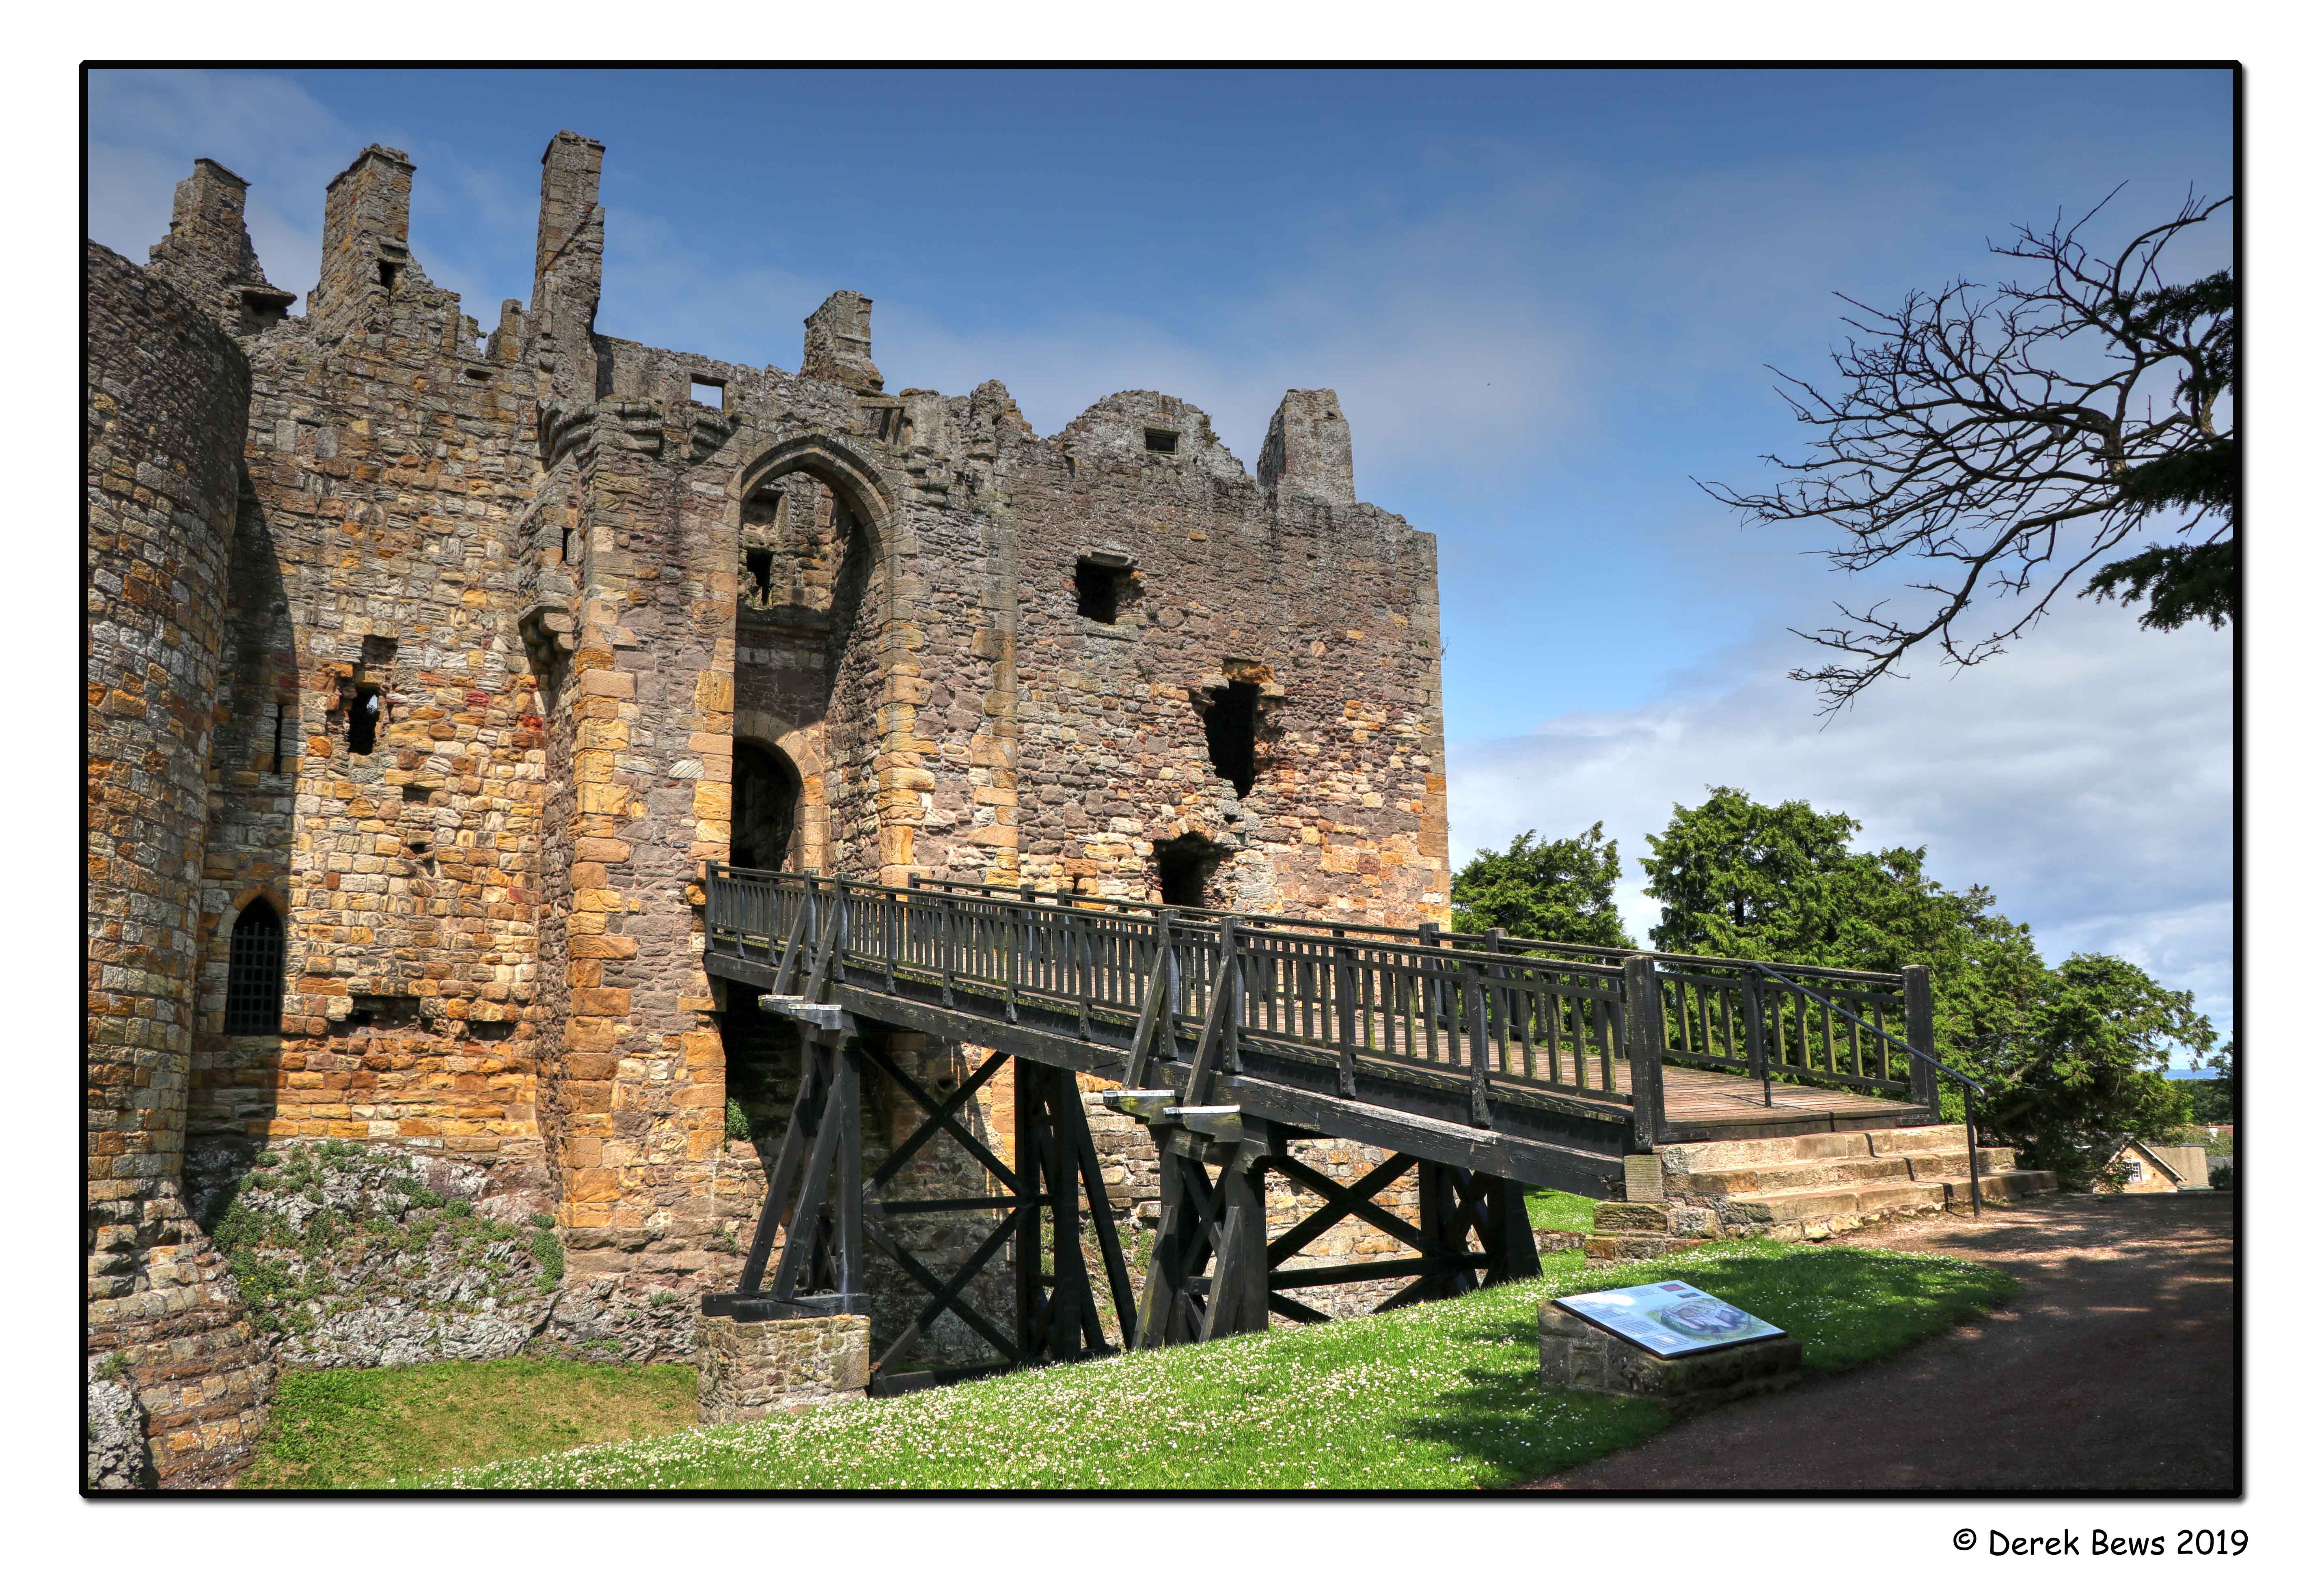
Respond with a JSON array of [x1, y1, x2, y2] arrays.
[[703, 868, 1938, 1196]]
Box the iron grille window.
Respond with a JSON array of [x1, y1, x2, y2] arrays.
[[223, 901, 284, 1035]]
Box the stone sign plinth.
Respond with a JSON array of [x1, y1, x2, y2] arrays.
[[697, 1312, 871, 1425], [1539, 1300, 1801, 1416]]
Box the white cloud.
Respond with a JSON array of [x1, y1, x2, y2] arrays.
[[1450, 596, 2233, 1026], [87, 69, 360, 306]]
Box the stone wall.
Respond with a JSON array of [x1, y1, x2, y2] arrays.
[[186, 140, 546, 1193], [85, 241, 273, 1487]]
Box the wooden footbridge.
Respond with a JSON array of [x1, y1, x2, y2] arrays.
[[699, 866, 1948, 1393]]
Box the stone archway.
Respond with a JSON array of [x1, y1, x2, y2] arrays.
[[730, 739, 803, 872], [723, 433, 907, 881]]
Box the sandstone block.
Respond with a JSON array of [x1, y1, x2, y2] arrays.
[[697, 1312, 871, 1424], [1539, 1301, 1801, 1415]]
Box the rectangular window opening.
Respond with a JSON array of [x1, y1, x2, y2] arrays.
[[347, 684, 382, 756], [1075, 559, 1125, 623], [1144, 427, 1179, 454], [377, 260, 401, 290], [691, 378, 727, 409], [1155, 835, 1229, 909], [270, 701, 287, 771], [744, 547, 775, 603], [1200, 680, 1260, 798]]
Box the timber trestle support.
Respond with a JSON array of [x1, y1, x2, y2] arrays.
[[704, 988, 1544, 1393], [703, 1007, 1145, 1396], [1126, 1100, 1540, 1347]]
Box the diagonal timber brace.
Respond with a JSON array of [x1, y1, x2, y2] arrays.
[[1128, 1113, 1542, 1348]]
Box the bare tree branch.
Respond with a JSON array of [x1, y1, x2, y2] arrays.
[[1699, 191, 2235, 712]]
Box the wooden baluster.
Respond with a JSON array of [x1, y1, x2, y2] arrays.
[[1161, 913, 1184, 1067], [1417, 920, 1442, 1065], [1075, 910, 1094, 1039], [1744, 970, 1770, 1106], [1003, 895, 1020, 1024], [1333, 932, 1357, 1099], [1485, 928, 1505, 1079], [1459, 953, 1492, 1126], [939, 890, 957, 1008], [1224, 918, 1244, 1074]]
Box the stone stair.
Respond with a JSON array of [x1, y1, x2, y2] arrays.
[[1585, 1123, 2057, 1261]]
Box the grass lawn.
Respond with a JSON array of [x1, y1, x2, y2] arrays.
[[237, 1357, 697, 1489], [285, 1240, 2014, 1491], [1526, 1188, 1599, 1234]]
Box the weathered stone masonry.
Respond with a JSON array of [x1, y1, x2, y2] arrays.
[[86, 130, 1453, 1481]]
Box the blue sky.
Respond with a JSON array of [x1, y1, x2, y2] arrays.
[[86, 67, 2235, 1037]]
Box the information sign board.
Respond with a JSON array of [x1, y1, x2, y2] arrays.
[[1554, 1280, 1786, 1358]]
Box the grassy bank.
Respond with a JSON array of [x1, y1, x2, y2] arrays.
[[304, 1241, 2011, 1491], [237, 1357, 697, 1489], [1527, 1188, 1599, 1235]]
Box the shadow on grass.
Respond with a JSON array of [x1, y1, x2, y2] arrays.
[[1392, 1241, 2019, 1487]]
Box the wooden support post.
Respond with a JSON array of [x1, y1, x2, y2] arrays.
[[735, 1042, 822, 1294], [1622, 953, 1667, 1150], [1200, 1145, 1269, 1342], [1043, 1067, 1092, 1357], [1480, 1174, 1542, 1285], [1741, 968, 1772, 1106], [1903, 963, 1939, 1115], [1415, 1160, 1457, 1303], [834, 1039, 865, 1312], [1134, 1132, 1193, 1350], [1013, 1055, 1042, 1356]]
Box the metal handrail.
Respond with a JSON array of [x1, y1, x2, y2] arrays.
[[1759, 966, 1986, 1215]]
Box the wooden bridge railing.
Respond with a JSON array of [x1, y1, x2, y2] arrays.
[[703, 866, 1938, 1146]]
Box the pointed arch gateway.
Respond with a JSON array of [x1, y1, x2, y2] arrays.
[[724, 432, 907, 880]]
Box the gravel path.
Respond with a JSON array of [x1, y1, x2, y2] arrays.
[[1522, 1193, 2236, 1492]]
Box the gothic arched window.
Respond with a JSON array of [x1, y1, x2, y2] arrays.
[[223, 900, 285, 1035]]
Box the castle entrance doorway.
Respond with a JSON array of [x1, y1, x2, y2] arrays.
[[731, 741, 802, 871]]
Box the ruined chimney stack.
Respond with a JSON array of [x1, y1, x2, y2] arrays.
[[145, 158, 293, 336], [1258, 389, 1355, 506], [531, 131, 605, 331], [311, 144, 415, 337], [801, 290, 883, 393]]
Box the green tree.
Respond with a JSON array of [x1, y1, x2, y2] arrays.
[[1975, 953, 2213, 1188], [2175, 1038, 2236, 1125], [1451, 823, 1633, 950], [1638, 786, 2211, 1185]]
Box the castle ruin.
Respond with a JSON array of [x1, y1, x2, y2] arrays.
[[86, 132, 1451, 1485]]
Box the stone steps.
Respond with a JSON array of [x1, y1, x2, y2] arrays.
[[1588, 1120, 2059, 1262], [1668, 1144, 2020, 1198], [1723, 1168, 2058, 1240]]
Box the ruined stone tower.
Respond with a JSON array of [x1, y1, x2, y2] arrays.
[[84, 132, 1450, 1484]]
